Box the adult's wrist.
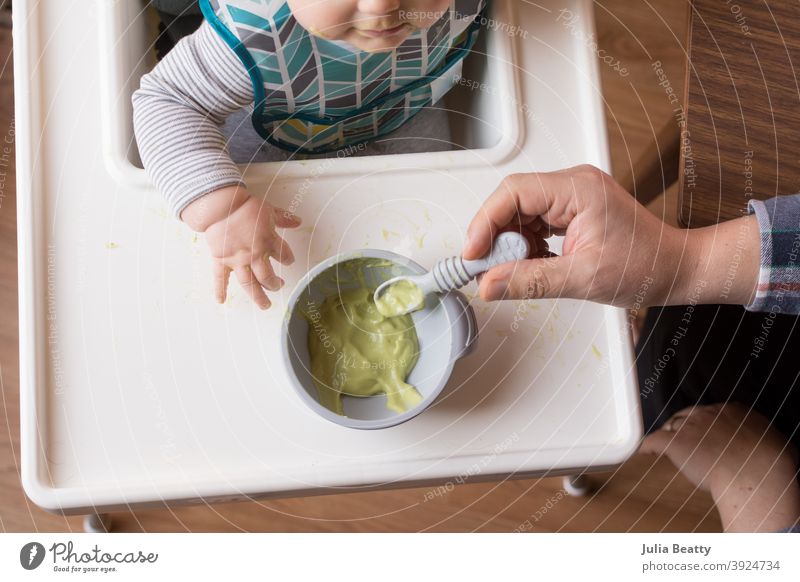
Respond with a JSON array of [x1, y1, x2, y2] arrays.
[[663, 215, 759, 307], [649, 223, 704, 307]]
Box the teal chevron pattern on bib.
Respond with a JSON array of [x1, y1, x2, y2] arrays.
[[200, 0, 487, 153]]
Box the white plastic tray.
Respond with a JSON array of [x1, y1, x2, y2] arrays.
[[16, 0, 641, 513]]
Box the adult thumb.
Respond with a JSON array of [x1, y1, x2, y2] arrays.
[[639, 430, 671, 456], [479, 254, 580, 301]]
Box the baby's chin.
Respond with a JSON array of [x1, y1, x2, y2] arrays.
[[345, 29, 414, 53]]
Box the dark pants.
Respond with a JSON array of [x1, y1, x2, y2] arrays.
[[636, 304, 800, 449], [151, 0, 203, 59]]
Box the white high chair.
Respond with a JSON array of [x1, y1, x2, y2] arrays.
[[15, 0, 640, 531]]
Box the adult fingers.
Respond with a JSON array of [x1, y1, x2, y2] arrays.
[[463, 174, 545, 260], [478, 254, 581, 301], [213, 262, 231, 304], [640, 405, 723, 456], [251, 255, 284, 292], [463, 170, 582, 260], [517, 217, 567, 238], [639, 430, 673, 456], [234, 265, 271, 310], [667, 405, 718, 429]]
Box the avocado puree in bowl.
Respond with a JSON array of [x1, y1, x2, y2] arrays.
[[302, 271, 423, 415]]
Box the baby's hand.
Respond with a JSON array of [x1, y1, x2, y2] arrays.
[[203, 195, 301, 309]]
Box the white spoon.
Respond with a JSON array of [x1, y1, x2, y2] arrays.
[[373, 231, 531, 315]]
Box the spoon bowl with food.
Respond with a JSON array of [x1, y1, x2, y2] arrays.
[[373, 231, 531, 318]]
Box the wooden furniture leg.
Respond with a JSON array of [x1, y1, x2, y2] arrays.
[[620, 118, 681, 205]]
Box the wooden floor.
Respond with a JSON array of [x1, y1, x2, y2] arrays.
[[0, 1, 721, 532]]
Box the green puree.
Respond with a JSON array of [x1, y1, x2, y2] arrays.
[[375, 279, 425, 318], [305, 287, 422, 416]]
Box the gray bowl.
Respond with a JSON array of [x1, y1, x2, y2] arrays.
[[282, 250, 478, 429]]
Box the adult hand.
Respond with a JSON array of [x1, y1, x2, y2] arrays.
[[641, 403, 800, 532], [462, 165, 759, 308]]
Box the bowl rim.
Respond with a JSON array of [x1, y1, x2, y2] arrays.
[[281, 249, 460, 430]]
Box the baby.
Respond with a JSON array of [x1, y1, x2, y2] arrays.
[[133, 0, 488, 309]]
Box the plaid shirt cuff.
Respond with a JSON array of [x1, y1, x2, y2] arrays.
[[746, 195, 800, 314]]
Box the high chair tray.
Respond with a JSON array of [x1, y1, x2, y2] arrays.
[[16, 0, 641, 513]]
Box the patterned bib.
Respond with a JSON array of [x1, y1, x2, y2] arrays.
[[200, 0, 487, 153]]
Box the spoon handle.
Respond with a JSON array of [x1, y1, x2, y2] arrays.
[[462, 231, 531, 277], [430, 232, 530, 293]]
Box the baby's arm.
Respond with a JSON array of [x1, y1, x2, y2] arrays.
[[133, 20, 251, 221], [133, 21, 300, 309]]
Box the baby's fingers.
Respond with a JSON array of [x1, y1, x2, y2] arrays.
[[272, 236, 295, 266], [273, 207, 302, 228], [213, 262, 231, 304], [251, 256, 284, 291], [234, 265, 271, 310]]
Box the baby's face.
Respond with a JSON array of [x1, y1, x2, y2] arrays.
[[286, 0, 452, 52]]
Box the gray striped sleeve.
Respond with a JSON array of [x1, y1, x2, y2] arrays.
[[132, 21, 256, 219]]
